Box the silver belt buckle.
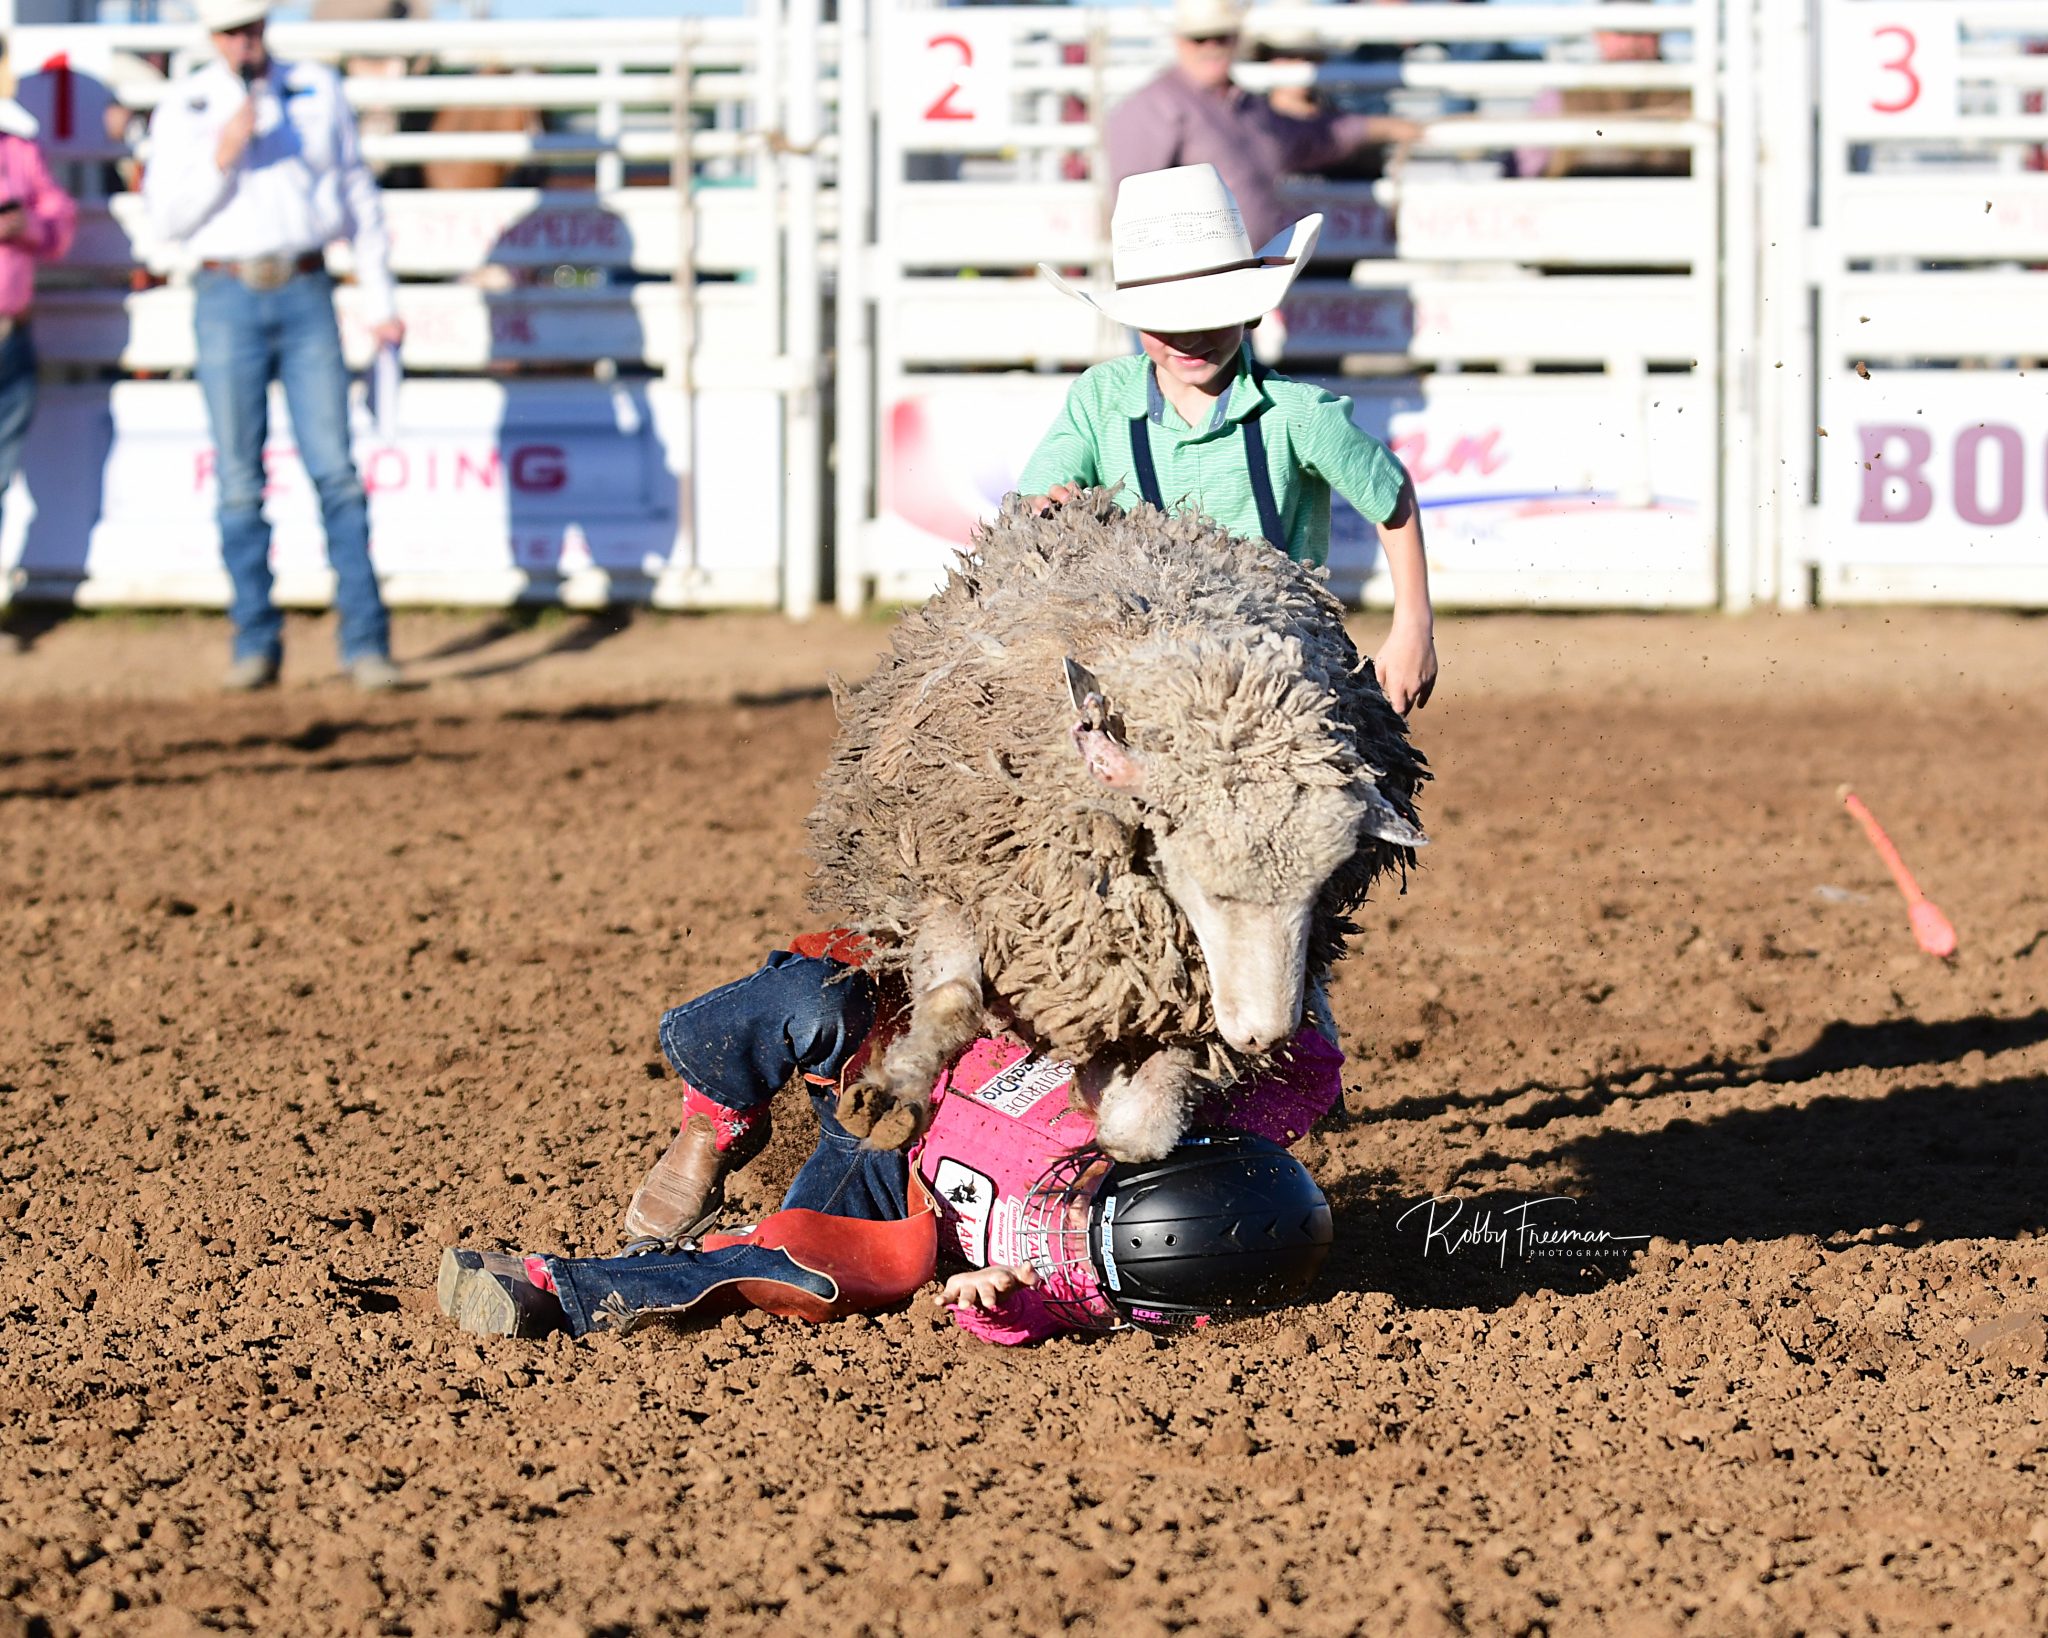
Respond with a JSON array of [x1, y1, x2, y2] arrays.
[[239, 255, 295, 292]]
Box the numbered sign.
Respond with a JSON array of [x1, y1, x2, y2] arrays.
[[1828, 2, 1960, 130], [888, 14, 1014, 135]]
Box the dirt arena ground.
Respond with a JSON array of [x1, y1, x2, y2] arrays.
[[2, 606, 2046, 1637]]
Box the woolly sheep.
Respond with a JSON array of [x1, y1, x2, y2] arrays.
[[808, 490, 1428, 1161]]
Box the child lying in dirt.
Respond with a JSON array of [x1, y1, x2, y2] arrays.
[[438, 935, 1341, 1344]]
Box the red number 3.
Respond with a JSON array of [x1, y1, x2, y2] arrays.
[[924, 33, 974, 121], [1871, 24, 1920, 115]]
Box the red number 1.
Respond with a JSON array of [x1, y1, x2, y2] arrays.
[[1871, 24, 1920, 115], [924, 34, 974, 121]]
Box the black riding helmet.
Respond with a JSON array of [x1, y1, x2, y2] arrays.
[[1092, 1132, 1334, 1326]]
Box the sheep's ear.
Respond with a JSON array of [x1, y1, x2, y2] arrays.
[[1063, 657, 1103, 716], [1075, 723, 1147, 794], [1064, 656, 1145, 791], [1360, 784, 1427, 847], [1063, 657, 1122, 735]]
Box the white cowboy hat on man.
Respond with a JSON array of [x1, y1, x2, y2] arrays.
[[195, 0, 273, 32], [1171, 0, 1248, 40], [1037, 163, 1321, 334]]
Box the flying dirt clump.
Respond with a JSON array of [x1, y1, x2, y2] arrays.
[[807, 488, 1428, 1161]]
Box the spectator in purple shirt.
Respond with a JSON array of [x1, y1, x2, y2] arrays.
[[1107, 0, 1420, 251]]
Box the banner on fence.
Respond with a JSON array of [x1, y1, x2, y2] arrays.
[[1823, 373, 2048, 582], [872, 374, 1715, 606], [0, 380, 785, 606]]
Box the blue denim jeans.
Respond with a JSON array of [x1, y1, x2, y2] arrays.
[[0, 325, 38, 516], [544, 1084, 911, 1338], [545, 954, 910, 1336], [657, 951, 879, 1111], [657, 952, 906, 1218], [194, 268, 387, 665]]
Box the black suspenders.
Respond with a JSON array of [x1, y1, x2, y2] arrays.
[[1239, 411, 1284, 550], [1126, 367, 1286, 549], [1127, 412, 1164, 511]]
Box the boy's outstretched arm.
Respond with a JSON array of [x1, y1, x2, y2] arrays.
[[1372, 477, 1437, 715]]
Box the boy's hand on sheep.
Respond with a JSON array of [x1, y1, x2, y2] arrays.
[[1022, 483, 1083, 518], [1374, 614, 1439, 716], [936, 1263, 1039, 1312]]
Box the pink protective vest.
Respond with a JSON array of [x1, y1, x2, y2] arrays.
[[909, 1025, 1346, 1272], [911, 1038, 1091, 1273]]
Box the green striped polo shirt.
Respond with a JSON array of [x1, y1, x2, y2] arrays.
[[1014, 345, 1410, 567]]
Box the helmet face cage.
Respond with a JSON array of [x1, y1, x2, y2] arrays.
[[1015, 1148, 1121, 1331]]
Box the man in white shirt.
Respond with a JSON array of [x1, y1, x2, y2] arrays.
[[144, 0, 405, 691]]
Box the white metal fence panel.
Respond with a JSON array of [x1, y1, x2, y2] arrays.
[[1806, 0, 2048, 605], [844, 0, 1727, 612], [0, 17, 821, 612]]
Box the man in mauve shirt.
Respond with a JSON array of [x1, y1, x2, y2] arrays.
[[1107, 0, 1418, 251]]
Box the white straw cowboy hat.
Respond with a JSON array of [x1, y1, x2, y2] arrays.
[[1038, 164, 1322, 333], [195, 0, 273, 31], [1171, 0, 1248, 39]]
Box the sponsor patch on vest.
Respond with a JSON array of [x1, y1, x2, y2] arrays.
[[987, 1196, 1023, 1267], [966, 1054, 1074, 1119], [933, 1158, 994, 1266]]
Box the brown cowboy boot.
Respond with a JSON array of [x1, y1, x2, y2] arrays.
[[622, 1107, 769, 1242]]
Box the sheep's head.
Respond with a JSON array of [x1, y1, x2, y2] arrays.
[[1066, 638, 1423, 1055]]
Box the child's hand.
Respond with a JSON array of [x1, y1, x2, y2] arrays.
[[1375, 614, 1438, 715], [936, 1264, 1040, 1312], [1022, 484, 1082, 517]]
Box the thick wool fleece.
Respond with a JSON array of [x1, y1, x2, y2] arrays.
[[805, 490, 1427, 1086]]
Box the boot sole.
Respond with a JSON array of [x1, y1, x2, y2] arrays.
[[436, 1247, 523, 1337]]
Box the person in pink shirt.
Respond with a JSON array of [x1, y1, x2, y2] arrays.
[[0, 93, 78, 647], [437, 937, 1340, 1345]]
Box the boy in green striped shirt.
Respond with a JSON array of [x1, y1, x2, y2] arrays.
[[1020, 164, 1437, 714]]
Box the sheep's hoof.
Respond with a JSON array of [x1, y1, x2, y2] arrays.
[[862, 1103, 929, 1153], [834, 1080, 885, 1139], [1091, 1105, 1180, 1165], [835, 1081, 930, 1151]]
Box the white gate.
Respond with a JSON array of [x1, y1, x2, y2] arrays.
[[0, 16, 836, 613], [838, 1, 1730, 611], [1795, 0, 2048, 604]]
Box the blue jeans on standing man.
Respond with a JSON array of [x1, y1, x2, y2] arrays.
[[194, 267, 388, 666]]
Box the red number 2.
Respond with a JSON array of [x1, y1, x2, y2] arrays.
[[1871, 24, 1920, 115], [924, 34, 974, 121]]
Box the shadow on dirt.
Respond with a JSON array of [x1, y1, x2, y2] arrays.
[[733, 684, 834, 708], [331, 1272, 404, 1316], [1376, 1009, 2048, 1131], [449, 609, 637, 682], [1323, 1168, 1636, 1314], [1330, 1014, 2048, 1312], [0, 748, 480, 803], [413, 615, 530, 663], [0, 700, 684, 798], [1542, 1068, 2048, 1251]]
